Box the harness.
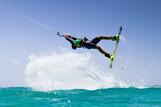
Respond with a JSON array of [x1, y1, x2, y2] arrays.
[[73, 39, 82, 47]]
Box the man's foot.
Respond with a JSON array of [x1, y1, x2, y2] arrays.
[[112, 35, 120, 43], [109, 54, 115, 68], [110, 54, 115, 62]]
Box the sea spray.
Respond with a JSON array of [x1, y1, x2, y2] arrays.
[[25, 50, 126, 91]]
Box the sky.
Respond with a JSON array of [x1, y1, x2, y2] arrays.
[[0, 0, 161, 87]]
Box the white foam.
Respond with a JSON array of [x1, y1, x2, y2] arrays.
[[25, 50, 127, 91]]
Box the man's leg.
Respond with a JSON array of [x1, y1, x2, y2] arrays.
[[95, 36, 119, 41], [98, 36, 113, 40], [90, 36, 116, 45], [90, 36, 113, 45], [95, 45, 111, 58]]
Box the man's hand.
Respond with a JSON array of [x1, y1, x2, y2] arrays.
[[64, 34, 71, 38]]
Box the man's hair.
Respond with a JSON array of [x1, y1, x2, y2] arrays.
[[72, 45, 77, 49]]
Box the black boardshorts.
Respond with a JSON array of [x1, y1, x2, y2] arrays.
[[83, 37, 100, 49]]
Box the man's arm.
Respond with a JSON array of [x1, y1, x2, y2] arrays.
[[65, 36, 74, 45], [64, 34, 77, 40]]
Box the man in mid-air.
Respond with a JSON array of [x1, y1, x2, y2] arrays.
[[57, 32, 120, 61]]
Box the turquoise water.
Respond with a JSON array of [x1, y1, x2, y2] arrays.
[[0, 87, 161, 107]]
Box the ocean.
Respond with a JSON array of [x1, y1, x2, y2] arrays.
[[1, 51, 160, 106], [0, 87, 161, 107]]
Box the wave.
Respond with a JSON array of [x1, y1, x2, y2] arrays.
[[1, 87, 161, 107]]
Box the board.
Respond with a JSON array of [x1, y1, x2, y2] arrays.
[[109, 26, 122, 68]]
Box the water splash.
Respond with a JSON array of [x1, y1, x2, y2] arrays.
[[120, 35, 126, 42], [25, 50, 127, 91]]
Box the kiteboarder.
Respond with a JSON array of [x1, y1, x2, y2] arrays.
[[57, 32, 120, 60]]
